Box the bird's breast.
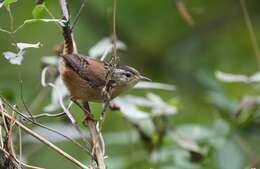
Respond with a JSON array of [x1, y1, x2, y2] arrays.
[[59, 60, 104, 102]]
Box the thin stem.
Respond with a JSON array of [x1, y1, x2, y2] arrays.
[[19, 70, 35, 121], [44, 5, 60, 28], [29, 87, 50, 114], [18, 126, 22, 169], [71, 0, 87, 30], [0, 96, 91, 155], [6, 5, 14, 32], [0, 27, 11, 34], [82, 101, 106, 169], [240, 0, 260, 67], [0, 110, 90, 169], [111, 0, 117, 64]]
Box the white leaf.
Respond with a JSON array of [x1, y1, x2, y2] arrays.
[[0, 2, 4, 8], [147, 93, 165, 105], [122, 95, 154, 107], [89, 37, 127, 58], [215, 71, 248, 83], [147, 93, 177, 116], [116, 93, 177, 118], [114, 97, 150, 119], [3, 50, 24, 65], [3, 51, 16, 59], [17, 42, 41, 50], [134, 82, 176, 90], [249, 72, 260, 82], [176, 124, 211, 141], [41, 56, 59, 65], [44, 76, 69, 112], [169, 131, 202, 153]]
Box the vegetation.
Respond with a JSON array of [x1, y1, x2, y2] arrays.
[[0, 0, 260, 169]]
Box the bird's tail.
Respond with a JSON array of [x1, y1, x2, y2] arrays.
[[59, 0, 77, 55]]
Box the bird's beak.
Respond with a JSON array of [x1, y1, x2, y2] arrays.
[[140, 75, 151, 81]]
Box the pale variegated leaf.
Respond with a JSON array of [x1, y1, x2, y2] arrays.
[[176, 124, 211, 141], [89, 37, 127, 58], [114, 97, 150, 119], [3, 50, 25, 65], [41, 56, 59, 65], [249, 72, 260, 82], [134, 82, 176, 90], [215, 71, 248, 83], [169, 131, 202, 153], [147, 93, 177, 116], [17, 42, 41, 50]]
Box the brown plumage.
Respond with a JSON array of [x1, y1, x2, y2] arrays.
[[59, 53, 150, 102]]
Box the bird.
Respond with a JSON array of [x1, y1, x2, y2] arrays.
[[57, 10, 150, 104], [59, 52, 150, 103]]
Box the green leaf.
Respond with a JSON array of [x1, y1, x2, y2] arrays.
[[32, 4, 45, 18], [4, 0, 17, 5], [215, 139, 245, 169]]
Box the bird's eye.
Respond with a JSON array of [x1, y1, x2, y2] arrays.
[[125, 73, 131, 77]]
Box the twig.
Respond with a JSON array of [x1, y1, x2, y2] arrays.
[[6, 5, 14, 32], [0, 126, 3, 148], [240, 0, 260, 67], [82, 101, 106, 169], [41, 67, 75, 124], [175, 0, 194, 26], [0, 109, 90, 169], [0, 147, 44, 169], [18, 126, 22, 169], [0, 27, 11, 34], [100, 0, 118, 125], [0, 96, 91, 155], [7, 111, 17, 162], [71, 0, 87, 30], [19, 72, 35, 122], [29, 87, 50, 114], [111, 0, 118, 63]]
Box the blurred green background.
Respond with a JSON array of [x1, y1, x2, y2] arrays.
[[1, 0, 260, 169]]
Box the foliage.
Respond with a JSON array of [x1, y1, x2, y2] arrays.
[[1, 0, 260, 169]]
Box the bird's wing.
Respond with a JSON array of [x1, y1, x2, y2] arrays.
[[62, 54, 106, 88]]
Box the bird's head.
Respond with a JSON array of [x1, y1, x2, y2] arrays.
[[112, 65, 151, 89]]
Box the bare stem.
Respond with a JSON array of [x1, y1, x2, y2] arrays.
[[111, 0, 118, 64], [240, 0, 260, 67], [83, 102, 106, 169], [0, 109, 90, 169]]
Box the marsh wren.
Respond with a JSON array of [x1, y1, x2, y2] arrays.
[[57, 14, 149, 103], [59, 53, 150, 102]]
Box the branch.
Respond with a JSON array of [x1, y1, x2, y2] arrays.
[[0, 108, 90, 169]]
